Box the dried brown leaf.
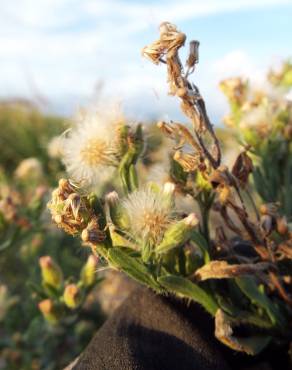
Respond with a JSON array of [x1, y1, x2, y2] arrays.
[[195, 260, 271, 281], [232, 151, 253, 187], [215, 309, 270, 355]]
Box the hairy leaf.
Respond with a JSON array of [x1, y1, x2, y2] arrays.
[[108, 248, 162, 292], [158, 274, 218, 316]]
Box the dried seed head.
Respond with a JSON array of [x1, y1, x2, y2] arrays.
[[47, 179, 92, 235]]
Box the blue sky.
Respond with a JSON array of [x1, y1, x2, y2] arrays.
[[0, 0, 291, 123]]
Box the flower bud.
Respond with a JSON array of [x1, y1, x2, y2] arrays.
[[186, 40, 200, 68], [105, 191, 129, 229], [80, 255, 99, 287], [39, 256, 63, 289], [156, 213, 199, 253], [38, 299, 60, 325], [63, 284, 82, 309]]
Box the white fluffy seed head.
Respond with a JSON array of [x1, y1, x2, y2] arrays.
[[62, 108, 125, 190], [122, 187, 176, 245]]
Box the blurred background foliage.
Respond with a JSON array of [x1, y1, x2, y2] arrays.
[[220, 60, 292, 217], [0, 100, 166, 370], [0, 102, 106, 370]]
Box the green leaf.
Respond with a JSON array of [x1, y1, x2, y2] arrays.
[[236, 276, 284, 327], [158, 275, 218, 316], [108, 248, 162, 292], [190, 230, 210, 263]]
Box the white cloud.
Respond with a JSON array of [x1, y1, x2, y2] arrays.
[[212, 50, 269, 83]]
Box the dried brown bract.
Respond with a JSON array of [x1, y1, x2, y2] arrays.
[[143, 21, 221, 170], [195, 260, 271, 281], [47, 179, 92, 235], [231, 151, 253, 188]]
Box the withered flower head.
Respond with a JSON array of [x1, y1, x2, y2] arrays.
[[47, 178, 92, 235], [231, 151, 253, 187]]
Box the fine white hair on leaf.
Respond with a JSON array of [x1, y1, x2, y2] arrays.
[[122, 186, 176, 245]]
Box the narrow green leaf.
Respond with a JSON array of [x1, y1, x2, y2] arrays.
[[236, 276, 284, 327], [158, 274, 218, 316], [108, 248, 162, 292], [190, 230, 210, 263]]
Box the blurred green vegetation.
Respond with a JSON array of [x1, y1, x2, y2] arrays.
[[0, 102, 105, 370], [220, 60, 292, 217]]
